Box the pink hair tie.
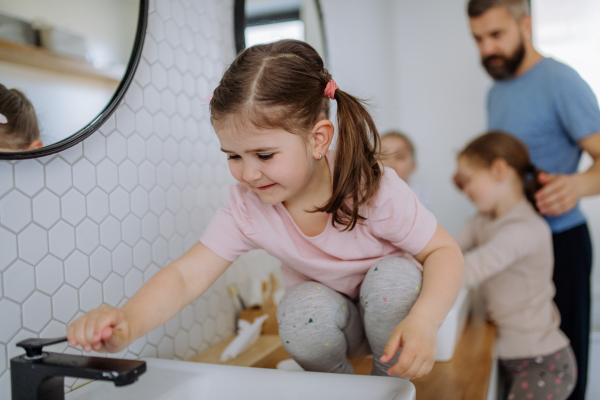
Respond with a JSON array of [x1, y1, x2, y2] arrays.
[[200, 93, 214, 106], [324, 80, 338, 99], [0, 113, 7, 124]]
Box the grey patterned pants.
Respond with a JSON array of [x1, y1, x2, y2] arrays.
[[498, 346, 577, 400], [276, 257, 423, 376]]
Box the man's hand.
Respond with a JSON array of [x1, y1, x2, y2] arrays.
[[535, 172, 579, 216]]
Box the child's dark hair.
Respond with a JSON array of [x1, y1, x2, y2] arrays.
[[382, 130, 415, 159], [0, 84, 40, 150], [459, 131, 543, 211], [210, 39, 382, 231]]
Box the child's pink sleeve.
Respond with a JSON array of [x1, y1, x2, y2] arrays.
[[369, 169, 438, 255], [200, 185, 258, 262]]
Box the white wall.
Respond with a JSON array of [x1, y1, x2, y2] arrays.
[[321, 0, 489, 233], [0, 0, 280, 397], [532, 0, 600, 332]]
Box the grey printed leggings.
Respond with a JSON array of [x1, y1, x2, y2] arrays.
[[498, 346, 577, 400], [276, 257, 422, 376]]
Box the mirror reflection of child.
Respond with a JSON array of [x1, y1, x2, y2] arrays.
[[67, 40, 464, 380], [0, 84, 43, 152], [454, 132, 576, 400], [380, 131, 433, 210]]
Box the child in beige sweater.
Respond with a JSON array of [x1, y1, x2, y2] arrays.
[[453, 132, 576, 400]]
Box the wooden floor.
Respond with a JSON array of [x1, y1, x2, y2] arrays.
[[350, 303, 496, 400]]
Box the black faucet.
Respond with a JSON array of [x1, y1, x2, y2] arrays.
[[10, 337, 146, 400]]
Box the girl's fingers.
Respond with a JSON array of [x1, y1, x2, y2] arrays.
[[93, 310, 122, 342], [67, 321, 78, 346], [101, 326, 114, 341], [381, 332, 402, 362], [389, 346, 416, 376], [74, 316, 90, 350]]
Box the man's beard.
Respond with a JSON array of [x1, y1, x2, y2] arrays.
[[482, 41, 526, 80]]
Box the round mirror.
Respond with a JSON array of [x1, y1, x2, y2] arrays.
[[0, 0, 148, 159], [235, 0, 328, 63]]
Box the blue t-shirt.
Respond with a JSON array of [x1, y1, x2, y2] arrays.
[[488, 57, 600, 233]]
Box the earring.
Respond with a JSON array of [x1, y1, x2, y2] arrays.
[[319, 153, 322, 161]]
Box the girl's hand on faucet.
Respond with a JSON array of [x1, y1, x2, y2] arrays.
[[380, 313, 437, 379], [67, 305, 132, 353]]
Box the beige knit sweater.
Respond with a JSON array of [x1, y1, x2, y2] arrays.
[[456, 199, 569, 359]]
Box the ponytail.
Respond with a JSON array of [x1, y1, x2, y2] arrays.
[[313, 89, 382, 231], [523, 164, 543, 212], [211, 39, 383, 231]]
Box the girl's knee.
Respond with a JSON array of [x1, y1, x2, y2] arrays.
[[360, 257, 423, 309], [277, 281, 349, 331]]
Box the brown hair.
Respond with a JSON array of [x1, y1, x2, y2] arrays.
[[459, 131, 543, 211], [467, 0, 530, 19], [0, 84, 40, 150], [210, 39, 382, 231], [382, 130, 415, 159]]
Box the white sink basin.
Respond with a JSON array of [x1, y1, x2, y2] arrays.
[[66, 358, 416, 400], [435, 288, 471, 361]]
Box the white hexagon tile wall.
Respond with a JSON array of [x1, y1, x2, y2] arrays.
[[0, 0, 281, 397]]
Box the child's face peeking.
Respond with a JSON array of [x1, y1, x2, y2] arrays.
[[454, 156, 502, 214], [216, 125, 319, 205], [380, 136, 416, 182]]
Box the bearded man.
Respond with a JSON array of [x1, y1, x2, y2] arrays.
[[468, 1, 600, 399]]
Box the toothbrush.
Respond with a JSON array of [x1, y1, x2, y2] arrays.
[[228, 285, 247, 310]]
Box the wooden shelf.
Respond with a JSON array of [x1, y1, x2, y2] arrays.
[[187, 334, 290, 369], [0, 38, 122, 84]]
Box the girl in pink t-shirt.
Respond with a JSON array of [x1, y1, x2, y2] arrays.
[[67, 40, 464, 379]]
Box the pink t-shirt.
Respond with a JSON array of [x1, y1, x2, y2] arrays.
[[200, 156, 437, 299]]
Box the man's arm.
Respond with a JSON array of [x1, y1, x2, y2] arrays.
[[535, 132, 600, 216]]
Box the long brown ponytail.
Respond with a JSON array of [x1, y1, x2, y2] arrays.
[[210, 40, 381, 231], [459, 131, 543, 211]]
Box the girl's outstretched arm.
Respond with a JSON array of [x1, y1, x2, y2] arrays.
[[381, 223, 464, 378], [67, 242, 232, 353]]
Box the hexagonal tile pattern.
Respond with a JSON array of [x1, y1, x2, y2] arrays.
[[79, 279, 102, 312], [0, 227, 17, 271], [32, 190, 60, 229], [14, 160, 44, 196], [49, 221, 75, 260], [99, 216, 121, 250], [22, 292, 51, 331], [17, 224, 49, 265], [53, 285, 79, 324], [112, 243, 133, 277], [90, 246, 112, 282], [0, 163, 13, 197], [35, 255, 64, 295], [0, 191, 32, 233], [75, 218, 100, 255], [61, 189, 86, 226], [4, 260, 35, 303], [0, 299, 21, 342], [109, 187, 130, 221], [64, 251, 90, 288], [45, 158, 73, 196], [71, 158, 96, 195], [0, 3, 284, 395], [107, 132, 127, 165], [103, 273, 124, 306], [86, 188, 109, 224]]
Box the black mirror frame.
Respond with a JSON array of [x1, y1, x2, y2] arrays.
[[0, 0, 149, 160], [233, 0, 328, 60]]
